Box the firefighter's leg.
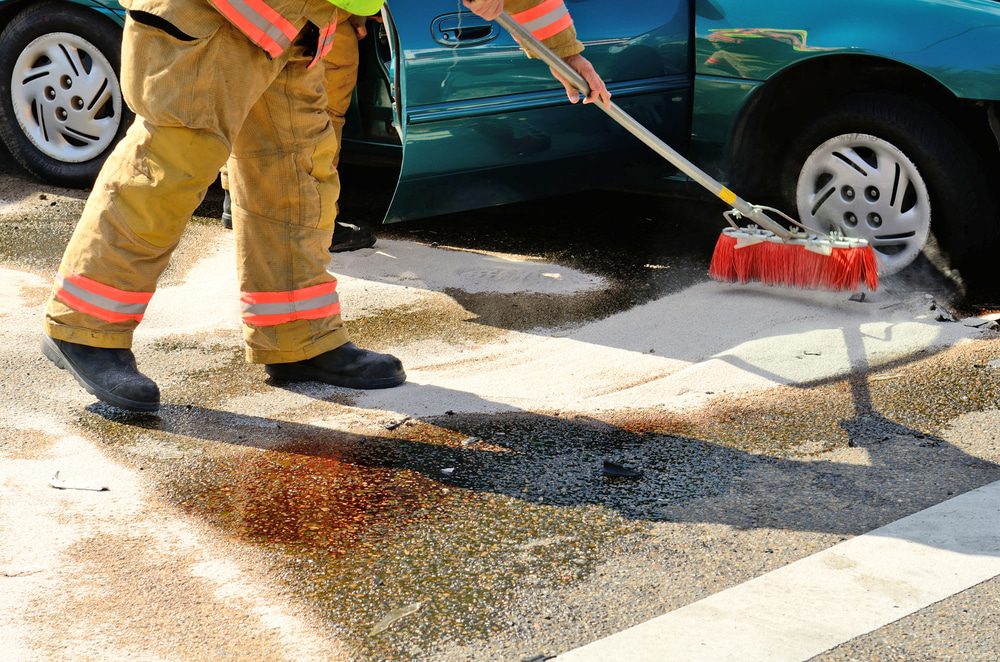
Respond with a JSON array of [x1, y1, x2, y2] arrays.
[[325, 13, 359, 186], [323, 14, 377, 252], [227, 34, 404, 388], [42, 13, 283, 408]]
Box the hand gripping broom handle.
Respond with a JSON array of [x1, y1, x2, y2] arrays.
[[495, 12, 792, 240]]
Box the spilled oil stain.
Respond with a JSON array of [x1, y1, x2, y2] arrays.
[[445, 287, 628, 332], [76, 403, 730, 658], [0, 426, 60, 460], [346, 301, 506, 350], [70, 336, 999, 660]]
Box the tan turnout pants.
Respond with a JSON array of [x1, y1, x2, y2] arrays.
[[45, 7, 353, 363], [220, 14, 359, 228]]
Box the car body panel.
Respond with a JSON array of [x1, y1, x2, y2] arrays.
[[383, 0, 692, 222], [685, 0, 1000, 178], [695, 0, 1000, 100], [687, 75, 760, 177], [0, 0, 124, 23]]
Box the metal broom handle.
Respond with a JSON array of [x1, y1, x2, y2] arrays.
[[494, 12, 791, 239]]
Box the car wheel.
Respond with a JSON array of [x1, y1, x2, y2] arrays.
[[783, 93, 997, 277], [0, 2, 130, 187]]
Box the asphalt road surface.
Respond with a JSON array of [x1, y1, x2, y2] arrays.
[[2, 154, 999, 661]]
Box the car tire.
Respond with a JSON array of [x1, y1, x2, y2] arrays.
[[781, 93, 998, 278], [0, 2, 130, 187]]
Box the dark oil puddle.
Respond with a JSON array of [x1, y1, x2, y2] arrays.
[[69, 338, 999, 659], [75, 402, 748, 659]]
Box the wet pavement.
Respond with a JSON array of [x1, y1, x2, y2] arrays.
[[2, 151, 1000, 660], [61, 339, 1000, 660]]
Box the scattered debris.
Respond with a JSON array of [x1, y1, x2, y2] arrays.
[[371, 602, 422, 635], [2, 569, 42, 578], [927, 299, 957, 322], [48, 471, 108, 492], [848, 292, 866, 303], [602, 460, 643, 479], [965, 319, 1000, 331], [441, 467, 455, 476], [461, 436, 482, 447], [384, 416, 411, 431], [445, 410, 455, 416], [803, 350, 822, 356], [975, 360, 1000, 370], [522, 655, 555, 662], [870, 373, 904, 382]]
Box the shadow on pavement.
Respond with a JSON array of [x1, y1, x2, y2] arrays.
[[90, 375, 1000, 547]]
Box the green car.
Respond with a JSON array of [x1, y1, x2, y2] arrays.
[[2, 0, 999, 277]]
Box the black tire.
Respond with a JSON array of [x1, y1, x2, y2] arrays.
[[0, 2, 131, 187], [781, 93, 999, 281]]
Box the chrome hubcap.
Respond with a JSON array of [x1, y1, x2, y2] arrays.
[[796, 133, 931, 275], [11, 32, 122, 163]]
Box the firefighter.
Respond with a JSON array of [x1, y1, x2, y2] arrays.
[[41, 0, 610, 413]]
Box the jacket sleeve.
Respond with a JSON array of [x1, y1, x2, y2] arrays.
[[504, 0, 584, 58]]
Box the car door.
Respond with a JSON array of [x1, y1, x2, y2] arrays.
[[381, 0, 692, 223]]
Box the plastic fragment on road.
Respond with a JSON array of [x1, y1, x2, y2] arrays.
[[965, 319, 1000, 330], [928, 299, 958, 322], [371, 602, 422, 635], [48, 471, 108, 492], [602, 460, 643, 479], [384, 416, 411, 431]]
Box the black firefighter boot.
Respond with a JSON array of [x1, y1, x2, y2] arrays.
[[221, 189, 233, 229], [264, 342, 406, 389], [42, 336, 160, 412]]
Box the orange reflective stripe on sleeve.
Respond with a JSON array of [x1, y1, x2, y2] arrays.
[[210, 0, 299, 58], [241, 281, 341, 326], [511, 0, 573, 41], [309, 20, 338, 69], [54, 272, 153, 324]]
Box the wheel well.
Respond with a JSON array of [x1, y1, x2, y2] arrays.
[[727, 55, 1000, 204]]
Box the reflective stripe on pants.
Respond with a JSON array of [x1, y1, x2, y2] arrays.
[[45, 7, 350, 362]]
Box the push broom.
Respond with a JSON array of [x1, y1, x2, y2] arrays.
[[494, 12, 879, 292]]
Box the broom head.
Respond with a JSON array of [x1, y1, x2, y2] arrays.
[[709, 227, 879, 292]]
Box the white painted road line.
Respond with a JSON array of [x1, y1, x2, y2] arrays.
[[558, 480, 1000, 662]]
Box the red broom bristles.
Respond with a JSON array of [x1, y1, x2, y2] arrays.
[[708, 231, 880, 292], [733, 241, 766, 283], [707, 232, 737, 282]]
